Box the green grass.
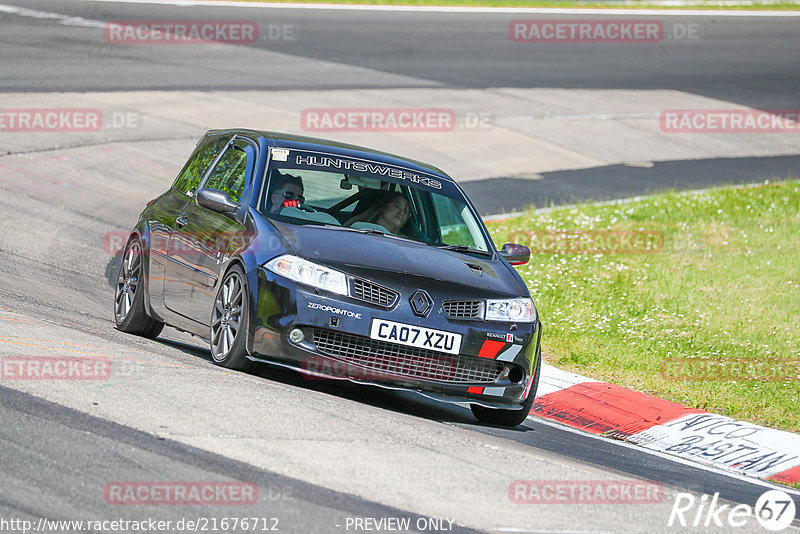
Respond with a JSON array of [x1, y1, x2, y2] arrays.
[[487, 180, 800, 433], [213, 0, 800, 10]]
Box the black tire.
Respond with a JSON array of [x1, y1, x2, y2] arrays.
[[114, 236, 164, 339], [209, 265, 256, 372], [471, 348, 541, 427]]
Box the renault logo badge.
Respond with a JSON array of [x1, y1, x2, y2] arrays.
[[410, 290, 433, 317]]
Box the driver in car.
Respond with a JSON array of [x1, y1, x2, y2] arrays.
[[267, 172, 304, 214], [345, 192, 411, 235]]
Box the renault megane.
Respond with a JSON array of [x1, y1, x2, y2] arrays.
[[114, 129, 541, 426]]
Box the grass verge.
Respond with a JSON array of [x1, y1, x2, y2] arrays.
[[487, 180, 800, 433]]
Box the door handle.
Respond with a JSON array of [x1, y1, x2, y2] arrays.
[[176, 216, 188, 229]]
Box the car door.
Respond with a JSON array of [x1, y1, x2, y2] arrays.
[[163, 137, 254, 325], [149, 134, 230, 317]]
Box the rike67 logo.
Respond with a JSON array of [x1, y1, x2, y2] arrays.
[[668, 489, 796, 531]]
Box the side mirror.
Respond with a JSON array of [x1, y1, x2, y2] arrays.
[[197, 188, 239, 215], [499, 243, 530, 266]]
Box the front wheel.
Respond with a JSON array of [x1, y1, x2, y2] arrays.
[[114, 236, 164, 339], [471, 349, 541, 427], [210, 265, 256, 372]]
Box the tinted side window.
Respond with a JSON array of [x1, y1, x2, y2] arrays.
[[204, 145, 249, 203], [431, 194, 481, 250], [172, 136, 229, 195]]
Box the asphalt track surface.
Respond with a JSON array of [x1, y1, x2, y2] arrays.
[[2, 0, 800, 213], [1, 0, 800, 109], [463, 154, 800, 214], [1, 1, 799, 533]]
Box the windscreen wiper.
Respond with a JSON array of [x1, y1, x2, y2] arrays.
[[323, 225, 424, 244], [323, 225, 385, 236], [433, 244, 493, 257]]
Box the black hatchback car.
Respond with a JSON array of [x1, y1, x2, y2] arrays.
[[115, 129, 541, 426]]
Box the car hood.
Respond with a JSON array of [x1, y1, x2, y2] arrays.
[[270, 221, 526, 297]]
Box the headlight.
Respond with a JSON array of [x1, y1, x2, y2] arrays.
[[265, 255, 348, 296], [485, 298, 536, 323]]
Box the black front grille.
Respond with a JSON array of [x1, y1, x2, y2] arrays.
[[312, 328, 504, 384], [351, 278, 398, 308], [443, 300, 483, 320]]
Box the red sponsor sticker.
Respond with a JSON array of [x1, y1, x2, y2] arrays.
[[104, 20, 259, 44], [301, 108, 456, 132], [510, 20, 663, 43], [660, 109, 800, 133], [104, 482, 258, 505], [0, 109, 102, 132], [1, 357, 111, 380], [509, 480, 663, 504]]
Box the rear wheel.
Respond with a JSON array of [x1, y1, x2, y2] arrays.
[[114, 236, 164, 339], [210, 265, 256, 372], [471, 349, 541, 427]]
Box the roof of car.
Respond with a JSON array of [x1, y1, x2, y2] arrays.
[[206, 129, 454, 182]]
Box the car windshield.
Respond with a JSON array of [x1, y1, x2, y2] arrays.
[[259, 148, 492, 253]]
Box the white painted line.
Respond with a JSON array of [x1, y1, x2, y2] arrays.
[[81, 0, 800, 16], [528, 415, 800, 496]]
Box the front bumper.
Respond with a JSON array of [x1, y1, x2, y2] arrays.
[[249, 267, 541, 409]]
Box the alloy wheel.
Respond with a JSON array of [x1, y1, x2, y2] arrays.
[[115, 241, 141, 322], [211, 271, 243, 360]]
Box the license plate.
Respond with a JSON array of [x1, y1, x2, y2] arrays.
[[369, 319, 462, 355]]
